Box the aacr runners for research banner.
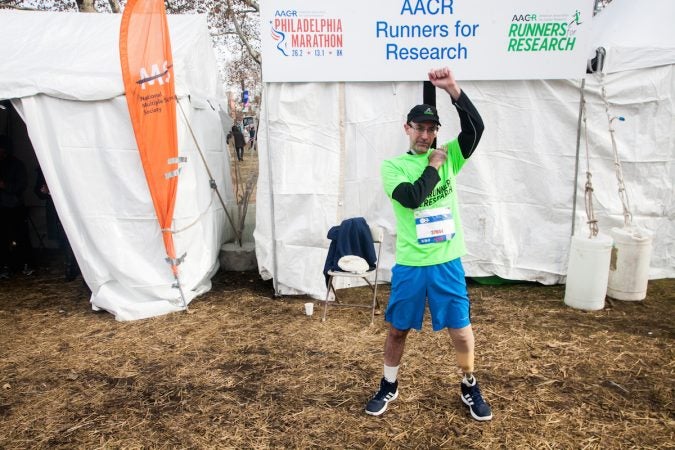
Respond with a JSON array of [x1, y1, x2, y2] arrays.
[[260, 0, 594, 82]]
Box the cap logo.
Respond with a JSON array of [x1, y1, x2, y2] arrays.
[[424, 108, 434, 115]]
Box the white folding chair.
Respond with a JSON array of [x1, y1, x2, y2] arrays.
[[322, 225, 384, 325]]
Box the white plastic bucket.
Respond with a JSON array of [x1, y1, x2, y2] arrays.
[[564, 233, 613, 311], [607, 227, 653, 301]]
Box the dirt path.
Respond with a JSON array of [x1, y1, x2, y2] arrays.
[[228, 140, 258, 204], [1, 258, 672, 449]]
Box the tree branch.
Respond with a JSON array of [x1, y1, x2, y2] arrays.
[[240, 0, 259, 12], [108, 0, 121, 13], [211, 31, 239, 36], [227, 0, 261, 65], [76, 0, 96, 12]]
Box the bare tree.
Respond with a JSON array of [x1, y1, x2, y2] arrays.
[[167, 0, 261, 68], [108, 0, 120, 13], [4, 0, 121, 12], [225, 0, 260, 65], [0, 0, 75, 11], [76, 0, 96, 12]]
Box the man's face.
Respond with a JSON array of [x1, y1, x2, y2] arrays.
[[405, 121, 439, 154]]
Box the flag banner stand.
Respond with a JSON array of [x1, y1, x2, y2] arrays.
[[120, 0, 187, 310]]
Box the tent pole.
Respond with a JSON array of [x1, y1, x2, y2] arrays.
[[263, 83, 279, 296], [176, 98, 240, 243], [174, 273, 188, 311], [423, 81, 437, 148], [571, 78, 586, 237], [337, 82, 345, 222]]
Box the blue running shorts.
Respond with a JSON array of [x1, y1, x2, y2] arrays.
[[385, 258, 471, 331]]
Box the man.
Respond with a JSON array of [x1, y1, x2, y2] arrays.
[[231, 125, 245, 162], [35, 168, 80, 281], [248, 125, 256, 152], [365, 67, 492, 421]]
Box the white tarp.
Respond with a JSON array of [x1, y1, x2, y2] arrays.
[[255, 1, 674, 298], [588, 0, 675, 74], [0, 11, 218, 102], [1, 11, 235, 320]]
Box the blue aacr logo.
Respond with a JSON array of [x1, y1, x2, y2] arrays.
[[275, 10, 297, 17]]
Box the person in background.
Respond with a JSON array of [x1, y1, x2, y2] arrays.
[[365, 67, 492, 421], [231, 125, 245, 162], [248, 125, 256, 152], [34, 168, 79, 281], [0, 134, 33, 278]]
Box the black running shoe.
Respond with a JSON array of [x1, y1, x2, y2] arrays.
[[22, 264, 34, 276], [365, 377, 398, 416], [460, 376, 493, 421]]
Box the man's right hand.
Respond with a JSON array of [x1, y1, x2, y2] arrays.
[[428, 146, 447, 169]]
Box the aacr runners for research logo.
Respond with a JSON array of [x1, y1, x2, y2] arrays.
[[270, 9, 344, 58], [507, 10, 583, 52]]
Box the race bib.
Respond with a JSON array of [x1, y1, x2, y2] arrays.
[[414, 207, 455, 244]]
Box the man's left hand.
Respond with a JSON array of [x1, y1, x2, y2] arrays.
[[428, 67, 461, 101]]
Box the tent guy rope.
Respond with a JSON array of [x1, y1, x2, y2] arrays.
[[598, 74, 633, 228], [177, 98, 240, 241], [581, 86, 599, 238]]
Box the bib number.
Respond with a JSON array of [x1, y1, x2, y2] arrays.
[[414, 207, 455, 244]]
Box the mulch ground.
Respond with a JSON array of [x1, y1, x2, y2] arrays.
[[0, 254, 673, 449]]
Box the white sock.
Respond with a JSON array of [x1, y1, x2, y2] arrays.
[[383, 364, 399, 383]]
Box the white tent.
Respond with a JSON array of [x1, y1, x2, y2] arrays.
[[0, 11, 235, 320], [589, 0, 675, 74], [255, 0, 674, 298]]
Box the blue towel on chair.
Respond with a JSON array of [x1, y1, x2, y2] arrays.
[[323, 217, 377, 286]]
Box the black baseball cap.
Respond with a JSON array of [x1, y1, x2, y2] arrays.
[[407, 104, 441, 125]]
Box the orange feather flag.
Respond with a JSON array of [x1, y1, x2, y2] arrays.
[[120, 0, 183, 284]]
